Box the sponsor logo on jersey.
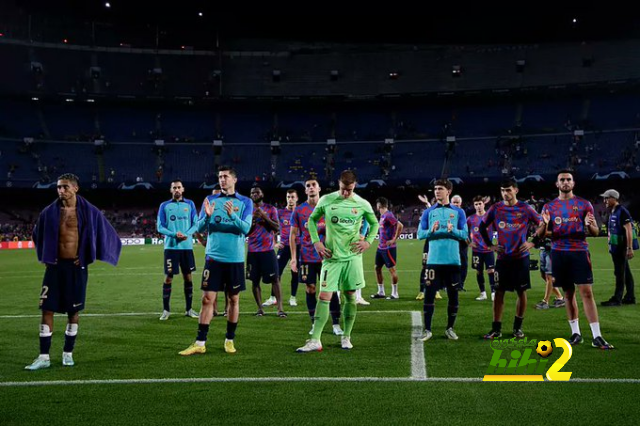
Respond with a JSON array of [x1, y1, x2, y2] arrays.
[[499, 221, 523, 229]]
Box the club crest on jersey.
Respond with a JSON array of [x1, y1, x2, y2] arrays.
[[572, 206, 579, 212], [554, 217, 563, 225], [234, 206, 240, 212], [516, 213, 522, 218], [283, 220, 290, 226], [352, 208, 358, 215], [450, 213, 455, 219], [498, 221, 507, 229]]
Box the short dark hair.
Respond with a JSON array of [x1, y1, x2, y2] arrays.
[[376, 197, 389, 207], [557, 169, 574, 179], [170, 179, 183, 185], [218, 165, 237, 178], [500, 179, 518, 189], [251, 185, 262, 192], [339, 170, 357, 185], [473, 195, 485, 203], [305, 177, 319, 186], [57, 173, 79, 185], [286, 189, 297, 195], [433, 179, 452, 191]]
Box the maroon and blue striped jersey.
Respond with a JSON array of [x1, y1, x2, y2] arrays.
[[542, 197, 594, 252], [467, 213, 493, 253], [247, 203, 278, 253], [482, 201, 542, 259], [277, 207, 299, 245], [378, 211, 399, 250], [292, 202, 324, 263]]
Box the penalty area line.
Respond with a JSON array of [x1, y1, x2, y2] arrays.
[[2, 376, 639, 387]]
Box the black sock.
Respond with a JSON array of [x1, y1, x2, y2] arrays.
[[306, 292, 317, 322], [330, 292, 341, 325], [447, 288, 459, 329], [162, 283, 171, 311], [64, 332, 77, 353], [492, 321, 502, 332], [514, 316, 524, 331], [39, 335, 52, 355], [423, 286, 437, 331], [291, 271, 299, 298], [196, 323, 209, 342], [184, 281, 193, 311], [226, 321, 238, 340], [477, 273, 486, 293]]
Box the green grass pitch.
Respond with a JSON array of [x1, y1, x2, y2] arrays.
[[1, 238, 639, 425]]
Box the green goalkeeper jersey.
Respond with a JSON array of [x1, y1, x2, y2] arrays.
[[308, 191, 379, 262]]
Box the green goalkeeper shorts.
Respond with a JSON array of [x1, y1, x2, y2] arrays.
[[318, 255, 365, 293]]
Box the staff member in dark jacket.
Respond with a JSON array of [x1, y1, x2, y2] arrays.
[[601, 189, 636, 306]]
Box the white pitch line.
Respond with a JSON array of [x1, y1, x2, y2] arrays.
[[0, 310, 413, 320], [2, 376, 639, 388], [411, 311, 427, 379]]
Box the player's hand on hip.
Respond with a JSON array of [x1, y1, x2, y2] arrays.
[[224, 200, 234, 216], [204, 198, 215, 217], [387, 239, 396, 247], [491, 244, 505, 254], [290, 258, 298, 273], [314, 242, 332, 259], [519, 241, 535, 253], [351, 240, 371, 254], [275, 242, 284, 250]]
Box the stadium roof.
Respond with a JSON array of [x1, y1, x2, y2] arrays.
[[3, 0, 639, 46]]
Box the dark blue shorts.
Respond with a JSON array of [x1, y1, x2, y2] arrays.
[[39, 260, 88, 314], [277, 245, 300, 276], [375, 247, 397, 269], [247, 251, 279, 284], [201, 258, 245, 294], [471, 251, 496, 272], [423, 264, 461, 291], [551, 250, 593, 291], [298, 262, 323, 285], [495, 257, 531, 292], [164, 249, 196, 276]]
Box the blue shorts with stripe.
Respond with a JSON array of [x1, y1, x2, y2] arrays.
[[375, 247, 397, 269]]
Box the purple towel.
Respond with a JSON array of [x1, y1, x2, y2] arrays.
[[33, 195, 122, 267]]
